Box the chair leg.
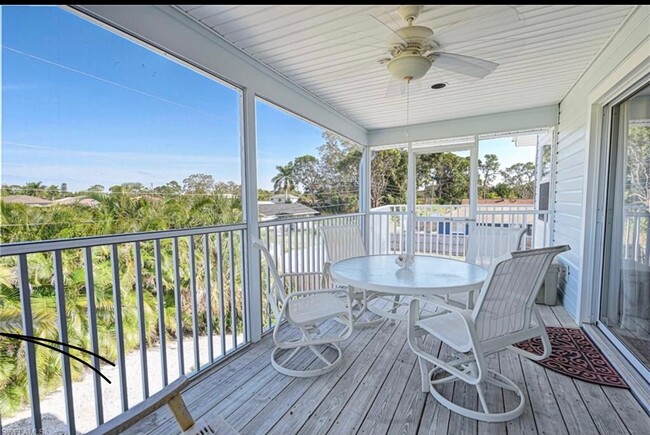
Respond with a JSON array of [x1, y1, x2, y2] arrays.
[[271, 327, 345, 378], [427, 368, 526, 422], [418, 356, 429, 393], [337, 291, 383, 328]]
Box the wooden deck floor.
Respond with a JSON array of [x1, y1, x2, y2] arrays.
[[125, 302, 650, 435]]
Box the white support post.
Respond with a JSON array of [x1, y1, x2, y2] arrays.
[[469, 135, 479, 222], [360, 146, 372, 250], [241, 87, 262, 342], [407, 142, 416, 257]]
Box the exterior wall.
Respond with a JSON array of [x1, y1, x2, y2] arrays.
[[555, 6, 649, 320]]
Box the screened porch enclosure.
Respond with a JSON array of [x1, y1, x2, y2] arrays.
[[1, 4, 649, 435]]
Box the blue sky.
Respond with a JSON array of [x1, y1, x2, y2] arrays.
[[1, 6, 534, 193], [1, 6, 323, 192]]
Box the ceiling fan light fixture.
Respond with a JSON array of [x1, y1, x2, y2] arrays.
[[387, 54, 431, 81]]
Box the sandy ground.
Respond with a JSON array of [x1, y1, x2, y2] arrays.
[[3, 333, 243, 435]]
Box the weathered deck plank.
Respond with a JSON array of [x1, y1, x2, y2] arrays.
[[126, 305, 648, 435], [296, 321, 408, 434]]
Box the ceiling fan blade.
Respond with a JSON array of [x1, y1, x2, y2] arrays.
[[432, 52, 498, 79], [385, 76, 405, 99], [385, 76, 423, 100], [368, 13, 407, 45], [432, 6, 526, 48]]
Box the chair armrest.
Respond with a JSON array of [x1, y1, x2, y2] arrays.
[[415, 295, 473, 319], [280, 271, 325, 278], [286, 288, 351, 299]]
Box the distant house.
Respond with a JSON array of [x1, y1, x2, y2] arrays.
[[258, 201, 319, 221], [53, 196, 100, 207], [1, 195, 53, 207], [460, 198, 534, 206], [269, 193, 299, 204]]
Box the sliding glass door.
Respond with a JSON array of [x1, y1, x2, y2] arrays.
[[599, 81, 650, 378]]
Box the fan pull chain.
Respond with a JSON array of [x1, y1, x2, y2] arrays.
[[406, 78, 410, 138]]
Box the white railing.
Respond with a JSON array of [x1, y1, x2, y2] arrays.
[[2, 207, 557, 434], [368, 205, 551, 258], [257, 213, 364, 333], [0, 224, 248, 433]]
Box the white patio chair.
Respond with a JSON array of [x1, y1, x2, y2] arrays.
[[454, 224, 528, 308], [407, 245, 570, 422], [251, 236, 354, 377], [466, 224, 527, 268], [320, 224, 387, 326]]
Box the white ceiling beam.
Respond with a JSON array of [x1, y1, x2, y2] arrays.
[[367, 105, 558, 147]]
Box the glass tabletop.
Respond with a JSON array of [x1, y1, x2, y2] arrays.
[[330, 254, 487, 296]]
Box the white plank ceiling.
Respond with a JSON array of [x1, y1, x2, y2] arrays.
[[177, 5, 634, 131]]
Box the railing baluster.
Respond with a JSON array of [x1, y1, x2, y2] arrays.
[[53, 251, 76, 434], [260, 227, 270, 329], [308, 222, 313, 273], [216, 232, 226, 356], [188, 237, 200, 372], [18, 254, 42, 432], [280, 224, 285, 274], [300, 221, 306, 274], [153, 240, 168, 386], [229, 231, 237, 349], [240, 230, 248, 342], [110, 245, 128, 411], [133, 242, 149, 398], [172, 237, 184, 376], [84, 247, 104, 424], [204, 235, 214, 363], [288, 224, 293, 274]]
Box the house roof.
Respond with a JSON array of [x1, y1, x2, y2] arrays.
[[461, 198, 534, 205], [53, 196, 100, 207], [269, 193, 299, 199], [1, 195, 53, 206], [258, 202, 319, 219]]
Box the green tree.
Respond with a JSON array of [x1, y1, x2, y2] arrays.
[[272, 163, 296, 202], [23, 181, 45, 197], [153, 181, 182, 196], [478, 154, 500, 199], [87, 184, 105, 192], [418, 152, 470, 204], [371, 149, 407, 208], [291, 155, 320, 205], [501, 162, 535, 198], [182, 174, 215, 195]]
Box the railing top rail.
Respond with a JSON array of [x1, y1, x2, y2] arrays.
[[0, 223, 247, 256], [367, 211, 410, 216], [257, 212, 363, 228], [369, 210, 550, 216]]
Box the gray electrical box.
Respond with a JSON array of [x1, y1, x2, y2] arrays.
[[536, 263, 562, 305]]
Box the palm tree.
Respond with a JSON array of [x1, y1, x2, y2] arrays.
[[272, 163, 296, 202]]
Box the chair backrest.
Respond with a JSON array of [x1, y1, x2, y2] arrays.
[[251, 236, 287, 320], [465, 224, 527, 269], [320, 224, 366, 264], [472, 245, 570, 343]]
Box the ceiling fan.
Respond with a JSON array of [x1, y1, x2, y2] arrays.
[[378, 5, 501, 84], [360, 5, 524, 93]]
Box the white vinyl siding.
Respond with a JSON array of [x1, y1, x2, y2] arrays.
[[554, 6, 649, 320]]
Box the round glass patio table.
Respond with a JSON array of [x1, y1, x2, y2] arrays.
[[330, 254, 487, 320]]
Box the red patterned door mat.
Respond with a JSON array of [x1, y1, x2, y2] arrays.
[[513, 326, 629, 388]]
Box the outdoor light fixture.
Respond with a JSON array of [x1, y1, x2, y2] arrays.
[[387, 53, 432, 81]]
